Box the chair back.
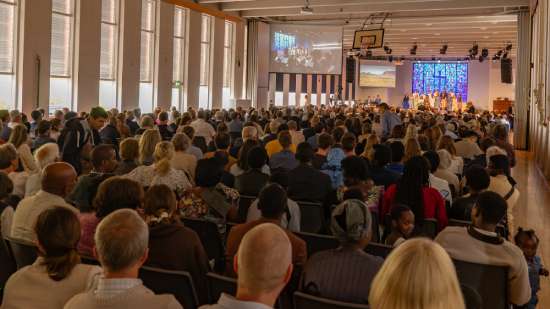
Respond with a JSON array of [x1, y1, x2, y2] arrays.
[[370, 211, 380, 243], [449, 219, 470, 227], [421, 218, 438, 239], [139, 266, 198, 309], [0, 208, 17, 298], [3, 236, 37, 269], [182, 217, 225, 268], [364, 242, 392, 259], [79, 254, 100, 266], [237, 195, 256, 223], [295, 231, 339, 257], [297, 201, 324, 233], [293, 291, 370, 309], [452, 259, 508, 309], [206, 272, 237, 304]]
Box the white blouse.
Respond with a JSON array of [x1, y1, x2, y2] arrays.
[[122, 164, 192, 192]]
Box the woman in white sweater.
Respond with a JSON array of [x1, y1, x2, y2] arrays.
[[8, 124, 38, 173], [2, 206, 101, 309]]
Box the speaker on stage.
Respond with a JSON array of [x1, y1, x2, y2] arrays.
[[501, 58, 513, 84], [346, 57, 356, 83]]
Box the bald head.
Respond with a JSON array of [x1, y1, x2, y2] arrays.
[[41, 162, 77, 197], [236, 223, 292, 295]]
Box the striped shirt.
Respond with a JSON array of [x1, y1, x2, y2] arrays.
[[94, 278, 142, 300]]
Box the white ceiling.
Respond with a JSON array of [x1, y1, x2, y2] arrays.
[[200, 0, 528, 58]]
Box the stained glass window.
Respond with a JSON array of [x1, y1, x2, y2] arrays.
[[412, 62, 468, 101]]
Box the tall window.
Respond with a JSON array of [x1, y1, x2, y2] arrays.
[[139, 0, 157, 113], [0, 0, 18, 110], [199, 14, 212, 109], [172, 7, 187, 110], [50, 0, 76, 113], [99, 0, 119, 110], [222, 21, 234, 109]]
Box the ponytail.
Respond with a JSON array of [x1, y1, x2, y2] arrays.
[[41, 248, 81, 281], [153, 141, 175, 176], [154, 158, 171, 176]]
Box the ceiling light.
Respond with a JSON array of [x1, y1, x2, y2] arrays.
[[483, 36, 490, 39], [300, 0, 313, 15], [425, 23, 433, 26], [480, 27, 487, 30]]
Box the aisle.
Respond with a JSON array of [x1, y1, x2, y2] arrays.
[[511, 151, 550, 307]]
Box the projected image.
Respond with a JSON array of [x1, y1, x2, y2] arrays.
[[270, 24, 343, 75], [360, 64, 396, 88]]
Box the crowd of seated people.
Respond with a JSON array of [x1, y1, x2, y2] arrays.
[[0, 102, 540, 309]]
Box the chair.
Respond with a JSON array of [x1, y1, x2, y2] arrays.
[[461, 284, 482, 309], [80, 254, 100, 266], [370, 210, 380, 243], [206, 272, 237, 304], [295, 231, 339, 257], [0, 208, 17, 301], [139, 266, 199, 309], [449, 219, 470, 227], [297, 201, 325, 233], [182, 217, 225, 272], [421, 218, 438, 239], [3, 236, 37, 269], [364, 242, 392, 259], [452, 259, 509, 309], [237, 195, 257, 223], [293, 291, 370, 309]]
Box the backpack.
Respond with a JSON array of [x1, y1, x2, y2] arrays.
[[321, 147, 346, 189], [57, 117, 88, 154]]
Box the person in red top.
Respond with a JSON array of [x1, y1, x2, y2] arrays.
[[382, 156, 448, 231]]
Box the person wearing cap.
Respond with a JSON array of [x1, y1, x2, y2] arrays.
[[225, 183, 307, 277], [301, 199, 383, 304], [454, 130, 483, 160], [378, 103, 402, 139]]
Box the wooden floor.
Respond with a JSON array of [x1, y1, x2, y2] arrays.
[[511, 151, 550, 307]]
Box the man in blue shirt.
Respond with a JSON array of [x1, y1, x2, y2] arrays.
[[379, 103, 402, 139]]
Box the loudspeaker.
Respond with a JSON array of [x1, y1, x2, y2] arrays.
[[346, 57, 356, 83], [501, 59, 513, 84]]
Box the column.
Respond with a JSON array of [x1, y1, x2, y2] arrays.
[[18, 0, 53, 114], [73, 0, 101, 112], [306, 74, 312, 105], [118, 0, 141, 111], [295, 74, 302, 107], [283, 73, 289, 106], [232, 21, 245, 99], [210, 17, 225, 109], [325, 75, 331, 105], [154, 1, 174, 110], [185, 10, 201, 110], [268, 73, 276, 106], [316, 75, 322, 107]]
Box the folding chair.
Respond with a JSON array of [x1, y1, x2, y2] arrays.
[[364, 242, 392, 259], [206, 272, 237, 304], [139, 266, 199, 309], [182, 217, 225, 272], [3, 236, 37, 269], [295, 231, 339, 257], [293, 291, 370, 309], [296, 201, 325, 233], [237, 195, 257, 223], [452, 259, 509, 309], [421, 218, 438, 239]]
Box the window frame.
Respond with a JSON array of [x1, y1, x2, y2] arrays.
[[172, 6, 188, 111], [0, 0, 19, 110]]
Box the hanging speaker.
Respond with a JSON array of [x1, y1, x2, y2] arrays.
[[501, 58, 513, 84], [346, 57, 356, 83]]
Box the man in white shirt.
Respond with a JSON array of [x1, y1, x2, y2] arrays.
[[190, 110, 216, 144], [11, 162, 78, 242], [436, 191, 530, 306], [423, 151, 452, 204], [201, 223, 293, 309]]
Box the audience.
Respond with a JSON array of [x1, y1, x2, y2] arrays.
[[436, 191, 530, 306], [170, 133, 197, 180], [385, 205, 415, 247], [202, 223, 293, 309], [11, 162, 77, 243], [386, 141, 405, 175], [2, 207, 102, 309], [269, 130, 299, 172], [138, 129, 162, 166], [225, 184, 307, 277], [312, 133, 332, 169], [301, 199, 382, 304], [422, 150, 453, 204], [65, 209, 183, 309], [24, 143, 59, 197], [31, 120, 56, 151], [191, 110, 216, 144], [369, 238, 466, 309], [369, 144, 401, 188], [454, 130, 483, 159], [113, 138, 139, 175], [8, 124, 38, 173], [234, 146, 269, 196], [450, 165, 491, 221], [143, 185, 210, 303]]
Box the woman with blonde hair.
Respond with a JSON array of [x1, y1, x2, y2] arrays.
[[403, 138, 422, 163], [361, 134, 379, 162], [138, 128, 161, 166], [124, 141, 192, 192], [438, 135, 464, 175], [369, 238, 465, 309], [403, 124, 418, 142], [8, 124, 38, 173], [425, 126, 442, 151]]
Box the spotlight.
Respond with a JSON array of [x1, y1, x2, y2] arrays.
[[384, 46, 392, 54], [410, 43, 417, 55], [472, 43, 479, 56], [440, 44, 448, 55], [481, 48, 489, 58], [506, 44, 513, 51]]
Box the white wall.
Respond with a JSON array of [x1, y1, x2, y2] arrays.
[[354, 59, 515, 111]]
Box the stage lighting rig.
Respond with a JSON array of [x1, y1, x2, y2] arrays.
[[481, 48, 489, 58], [471, 43, 479, 56], [505, 43, 513, 51], [384, 46, 392, 54]]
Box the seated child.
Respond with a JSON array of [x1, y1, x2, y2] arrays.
[[385, 205, 415, 247], [514, 228, 549, 309]]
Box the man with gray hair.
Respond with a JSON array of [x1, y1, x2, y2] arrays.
[[300, 199, 383, 304], [65, 209, 182, 309], [201, 223, 293, 309]]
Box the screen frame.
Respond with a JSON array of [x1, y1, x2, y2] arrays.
[[268, 23, 344, 75], [358, 60, 397, 88], [352, 28, 385, 49]]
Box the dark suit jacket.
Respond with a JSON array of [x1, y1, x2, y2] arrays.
[[287, 164, 332, 203], [234, 169, 269, 196], [225, 218, 307, 277]]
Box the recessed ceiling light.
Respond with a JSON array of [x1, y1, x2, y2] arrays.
[[493, 32, 499, 34], [400, 29, 407, 32], [480, 27, 487, 30], [491, 21, 498, 24], [483, 36, 490, 39], [434, 33, 441, 36], [412, 37, 418, 40], [425, 23, 433, 26]]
